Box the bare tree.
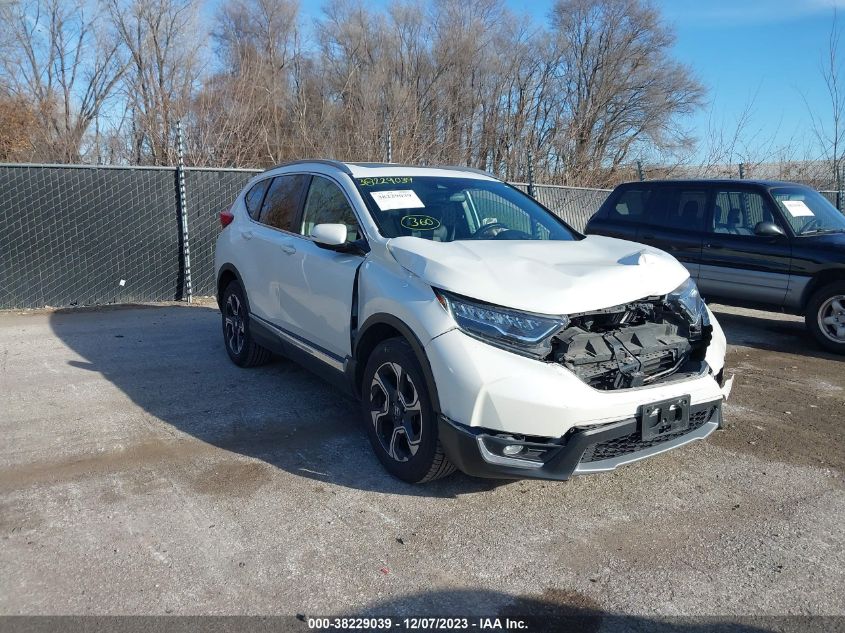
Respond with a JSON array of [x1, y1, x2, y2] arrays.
[[807, 9, 845, 192], [549, 0, 705, 186], [0, 0, 126, 162], [107, 0, 203, 165]]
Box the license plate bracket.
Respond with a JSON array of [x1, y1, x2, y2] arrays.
[[640, 396, 690, 441]]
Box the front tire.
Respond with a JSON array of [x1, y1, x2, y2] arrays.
[[361, 338, 455, 483], [221, 280, 272, 367], [806, 281, 845, 354]]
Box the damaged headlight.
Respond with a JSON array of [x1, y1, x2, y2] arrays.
[[666, 278, 709, 328], [436, 290, 568, 357]]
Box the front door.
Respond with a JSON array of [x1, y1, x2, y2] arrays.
[[277, 175, 367, 360], [697, 186, 792, 305]]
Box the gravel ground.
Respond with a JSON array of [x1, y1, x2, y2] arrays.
[[0, 302, 843, 629]]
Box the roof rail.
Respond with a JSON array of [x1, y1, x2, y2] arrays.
[[268, 159, 352, 175], [348, 162, 496, 178], [439, 165, 497, 178]]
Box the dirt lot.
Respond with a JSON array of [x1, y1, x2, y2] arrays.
[[0, 301, 843, 626]]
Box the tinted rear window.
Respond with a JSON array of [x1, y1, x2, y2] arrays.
[[258, 174, 309, 231], [661, 188, 708, 231], [244, 179, 271, 220], [608, 188, 650, 221]]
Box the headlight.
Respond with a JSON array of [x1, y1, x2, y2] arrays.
[[436, 290, 569, 357], [666, 278, 709, 328]]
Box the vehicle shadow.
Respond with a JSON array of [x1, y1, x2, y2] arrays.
[[305, 588, 780, 633], [48, 304, 506, 498], [710, 306, 844, 363]]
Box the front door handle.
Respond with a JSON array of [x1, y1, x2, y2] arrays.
[[280, 244, 297, 255], [241, 230, 254, 240], [703, 243, 723, 249]]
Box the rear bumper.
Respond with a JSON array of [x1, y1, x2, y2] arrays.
[[438, 400, 722, 481]]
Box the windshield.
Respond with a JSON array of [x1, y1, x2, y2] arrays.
[[354, 176, 578, 242], [770, 186, 845, 235]]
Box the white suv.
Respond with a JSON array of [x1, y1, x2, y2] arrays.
[[214, 160, 732, 483]]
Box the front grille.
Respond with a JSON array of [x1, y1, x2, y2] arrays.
[[579, 405, 718, 464]]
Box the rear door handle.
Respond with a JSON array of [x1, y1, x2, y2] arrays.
[[241, 230, 254, 240], [280, 244, 297, 255], [704, 243, 723, 249]]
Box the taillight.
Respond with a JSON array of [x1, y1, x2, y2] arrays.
[[220, 206, 234, 228]]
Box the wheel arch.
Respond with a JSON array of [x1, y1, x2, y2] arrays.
[[801, 268, 845, 311], [353, 314, 442, 415], [216, 264, 248, 312]]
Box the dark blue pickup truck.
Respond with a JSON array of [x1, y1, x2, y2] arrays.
[[585, 180, 845, 354]]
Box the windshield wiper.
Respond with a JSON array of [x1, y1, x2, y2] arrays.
[[799, 228, 845, 236]]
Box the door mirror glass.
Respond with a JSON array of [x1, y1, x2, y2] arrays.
[[311, 223, 348, 246], [754, 221, 785, 237]]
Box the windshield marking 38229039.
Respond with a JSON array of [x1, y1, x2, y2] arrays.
[[355, 176, 578, 242]]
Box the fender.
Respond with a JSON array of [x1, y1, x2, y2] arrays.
[[354, 313, 443, 415]]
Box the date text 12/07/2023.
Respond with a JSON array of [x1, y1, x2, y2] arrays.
[[305, 616, 531, 631]]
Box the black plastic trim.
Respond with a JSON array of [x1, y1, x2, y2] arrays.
[[439, 399, 722, 481], [216, 263, 247, 311], [249, 316, 356, 397], [354, 314, 442, 414]]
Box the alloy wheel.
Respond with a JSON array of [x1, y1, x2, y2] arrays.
[[818, 294, 845, 343], [224, 293, 245, 355], [369, 361, 423, 462]]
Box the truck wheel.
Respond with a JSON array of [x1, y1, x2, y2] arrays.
[[361, 337, 455, 483], [221, 280, 272, 367], [806, 281, 845, 354]]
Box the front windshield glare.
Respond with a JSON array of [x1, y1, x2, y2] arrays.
[[355, 176, 578, 242], [770, 186, 845, 235]]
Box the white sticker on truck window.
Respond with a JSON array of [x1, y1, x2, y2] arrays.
[[782, 200, 814, 217], [370, 190, 425, 211]]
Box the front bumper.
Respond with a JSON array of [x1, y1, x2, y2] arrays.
[[439, 399, 722, 481], [425, 321, 727, 438]]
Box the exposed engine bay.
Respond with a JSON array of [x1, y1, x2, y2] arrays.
[[550, 298, 711, 390]]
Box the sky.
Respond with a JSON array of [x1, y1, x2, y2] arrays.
[[652, 0, 843, 162], [218, 0, 844, 163]]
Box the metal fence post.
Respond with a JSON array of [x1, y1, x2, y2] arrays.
[[636, 160, 645, 181], [176, 120, 193, 304], [527, 150, 536, 198]]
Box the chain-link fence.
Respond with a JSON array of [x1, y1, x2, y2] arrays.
[[0, 164, 263, 309], [8, 161, 845, 311], [0, 164, 610, 309], [513, 183, 610, 229]]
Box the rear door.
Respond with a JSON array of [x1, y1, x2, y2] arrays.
[[635, 185, 708, 280], [697, 186, 792, 305], [240, 173, 309, 322]]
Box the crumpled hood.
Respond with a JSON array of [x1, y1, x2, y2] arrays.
[[387, 235, 690, 315]]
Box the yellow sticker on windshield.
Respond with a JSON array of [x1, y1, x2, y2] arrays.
[[401, 215, 441, 230], [358, 177, 413, 186]]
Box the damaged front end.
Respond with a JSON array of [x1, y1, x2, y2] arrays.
[[436, 278, 712, 391], [551, 280, 712, 390]]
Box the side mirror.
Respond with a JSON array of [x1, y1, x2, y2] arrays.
[[311, 223, 347, 247], [754, 221, 785, 237]]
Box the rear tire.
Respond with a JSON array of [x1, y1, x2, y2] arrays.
[[221, 280, 272, 367], [805, 281, 845, 355], [361, 337, 455, 483]]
